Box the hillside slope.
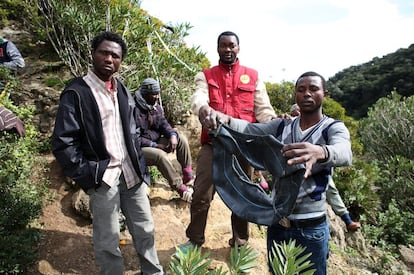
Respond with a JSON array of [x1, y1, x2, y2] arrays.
[[3, 19, 412, 275]]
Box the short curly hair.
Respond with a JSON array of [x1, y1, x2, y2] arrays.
[[91, 31, 128, 60]]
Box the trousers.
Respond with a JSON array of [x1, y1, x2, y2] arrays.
[[143, 134, 192, 191], [88, 174, 164, 275], [185, 143, 250, 246], [210, 123, 305, 226]]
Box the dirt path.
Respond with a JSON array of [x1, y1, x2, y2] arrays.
[[27, 154, 268, 274]]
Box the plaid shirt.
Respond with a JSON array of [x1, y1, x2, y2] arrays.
[[0, 106, 18, 131], [83, 70, 139, 189]]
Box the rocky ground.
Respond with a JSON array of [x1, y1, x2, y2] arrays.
[[26, 153, 271, 274], [25, 152, 370, 275], [3, 19, 414, 275]]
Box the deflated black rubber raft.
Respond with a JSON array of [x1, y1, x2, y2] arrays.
[[210, 123, 306, 226]]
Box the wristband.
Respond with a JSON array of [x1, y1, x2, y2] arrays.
[[321, 145, 329, 160]]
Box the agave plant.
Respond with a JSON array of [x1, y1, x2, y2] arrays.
[[170, 243, 258, 275], [229, 244, 258, 274], [170, 245, 226, 275], [269, 240, 316, 275]]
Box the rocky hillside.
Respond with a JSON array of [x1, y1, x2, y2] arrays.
[[3, 20, 414, 274]]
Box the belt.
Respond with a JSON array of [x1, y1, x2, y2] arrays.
[[279, 215, 326, 228]]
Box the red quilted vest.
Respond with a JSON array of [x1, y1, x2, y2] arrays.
[[201, 60, 258, 144]]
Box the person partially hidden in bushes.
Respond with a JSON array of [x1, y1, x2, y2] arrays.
[[0, 37, 25, 71], [0, 106, 25, 137], [51, 31, 165, 275], [134, 77, 194, 202]]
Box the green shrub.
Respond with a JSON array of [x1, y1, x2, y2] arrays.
[[333, 158, 381, 223], [0, 81, 48, 274], [363, 157, 414, 247], [0, 228, 43, 274], [376, 156, 414, 212], [24, 0, 207, 126], [359, 93, 414, 247], [359, 91, 414, 161], [0, 0, 26, 27]]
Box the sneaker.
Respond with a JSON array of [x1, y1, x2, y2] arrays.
[[346, 221, 361, 231], [180, 187, 193, 203], [175, 241, 198, 258]]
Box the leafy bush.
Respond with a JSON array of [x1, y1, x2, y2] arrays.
[[266, 81, 295, 114], [362, 156, 414, 247], [333, 158, 381, 223], [359, 91, 414, 160], [364, 199, 414, 248], [376, 156, 414, 213], [24, 0, 207, 125], [0, 76, 48, 274], [0, 0, 26, 27], [358, 91, 414, 248]]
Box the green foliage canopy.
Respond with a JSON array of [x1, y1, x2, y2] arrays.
[[328, 44, 414, 119], [359, 91, 414, 160], [24, 0, 208, 125]]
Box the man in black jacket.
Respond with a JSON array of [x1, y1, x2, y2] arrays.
[[51, 31, 164, 275]]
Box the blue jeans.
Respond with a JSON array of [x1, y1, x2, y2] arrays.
[[267, 220, 329, 275], [88, 175, 164, 275]]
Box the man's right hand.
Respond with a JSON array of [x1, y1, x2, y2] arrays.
[[14, 118, 25, 137]]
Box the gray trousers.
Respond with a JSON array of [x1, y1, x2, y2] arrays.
[[88, 175, 164, 275], [143, 134, 192, 191]]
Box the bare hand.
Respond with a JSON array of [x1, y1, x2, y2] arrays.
[[281, 142, 325, 178], [14, 118, 25, 137], [199, 106, 230, 130]]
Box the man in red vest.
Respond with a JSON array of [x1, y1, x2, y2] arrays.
[[177, 31, 277, 255]]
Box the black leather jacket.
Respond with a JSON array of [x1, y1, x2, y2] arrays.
[[51, 77, 149, 191]]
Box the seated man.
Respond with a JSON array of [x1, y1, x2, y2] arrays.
[[135, 78, 194, 202]]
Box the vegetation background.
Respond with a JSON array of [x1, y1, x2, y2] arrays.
[[0, 0, 413, 274]]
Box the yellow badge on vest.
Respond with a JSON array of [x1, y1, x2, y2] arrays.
[[240, 74, 250, 84]]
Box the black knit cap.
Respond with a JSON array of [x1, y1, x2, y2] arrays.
[[139, 78, 161, 94]]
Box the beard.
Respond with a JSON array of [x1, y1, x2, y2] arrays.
[[220, 58, 234, 64]]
